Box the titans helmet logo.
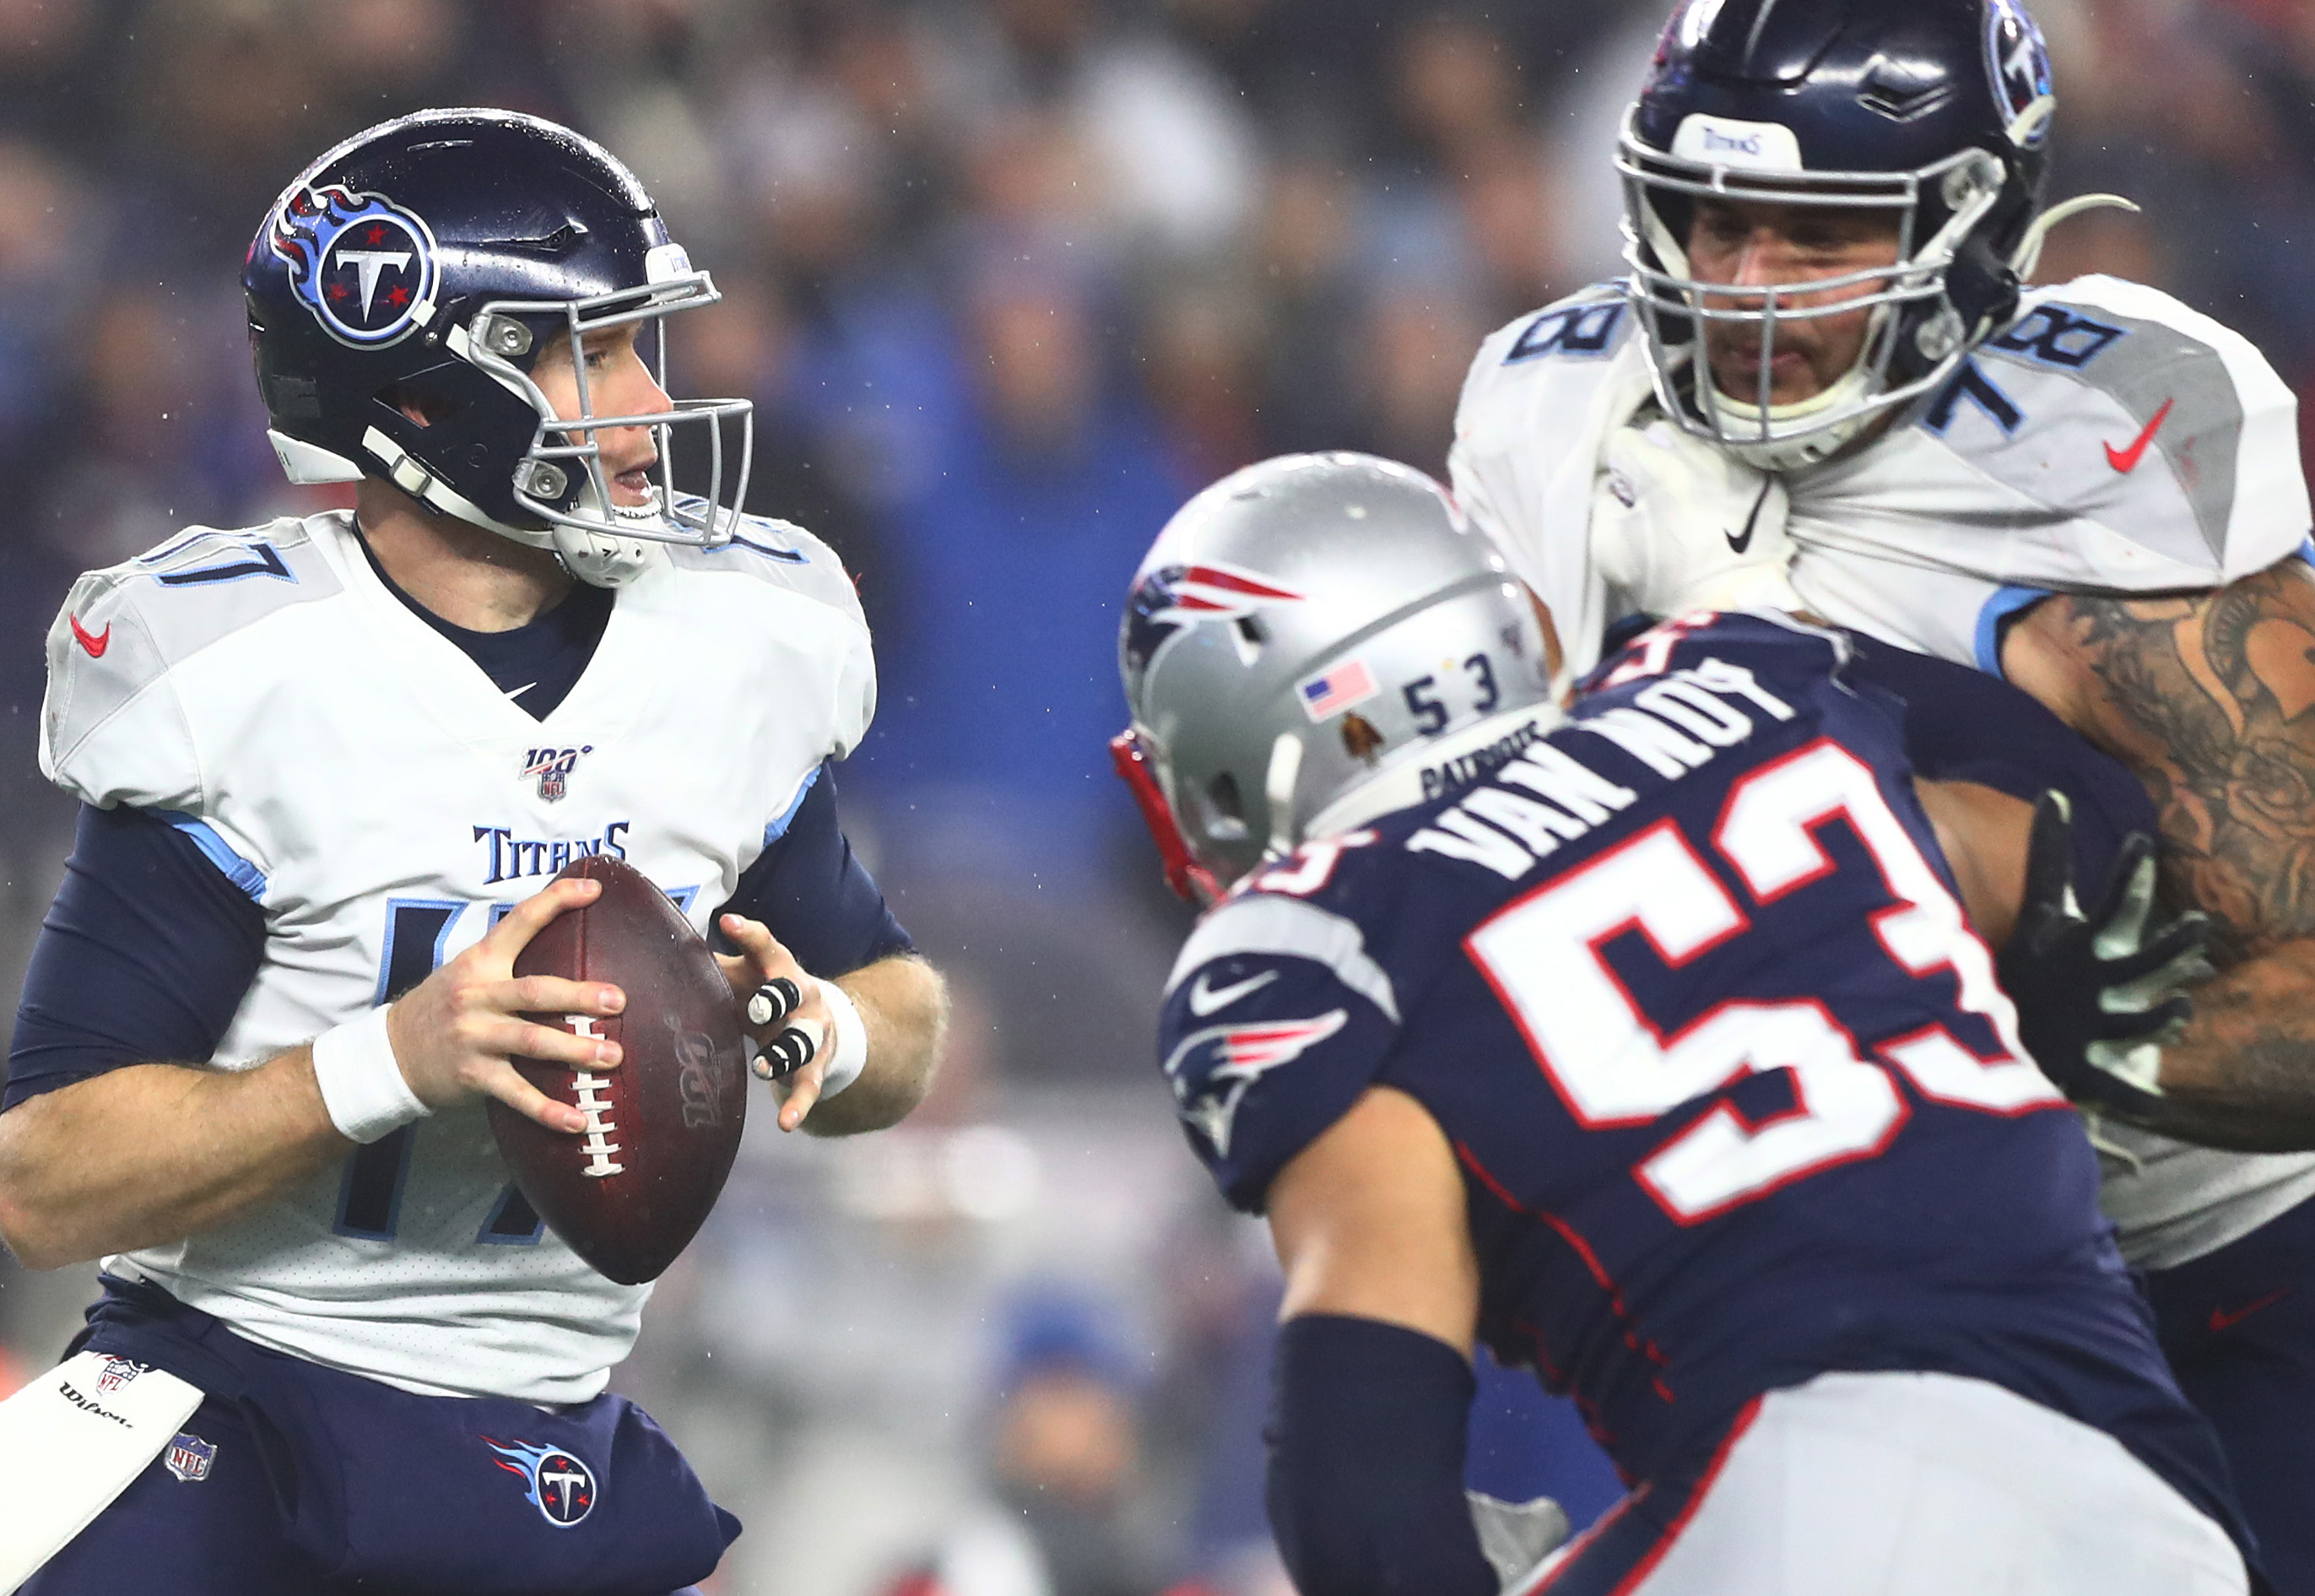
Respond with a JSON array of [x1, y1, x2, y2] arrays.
[[1162, 1009, 1348, 1160], [1985, 0, 2055, 146], [1122, 562, 1306, 691], [483, 1436, 598, 1527], [269, 183, 441, 347]]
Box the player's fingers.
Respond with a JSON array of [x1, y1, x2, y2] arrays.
[[2091, 837, 2159, 953], [751, 1017, 821, 1082], [493, 1015, 622, 1071], [2102, 910, 2211, 985], [720, 912, 805, 982], [479, 1062, 592, 1134], [2020, 792, 2079, 921], [484, 876, 603, 964], [744, 977, 803, 1031], [776, 1052, 828, 1133], [500, 976, 625, 1020]]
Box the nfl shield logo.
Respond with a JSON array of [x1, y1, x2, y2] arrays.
[[164, 1431, 217, 1484], [521, 745, 592, 803], [95, 1356, 144, 1394]]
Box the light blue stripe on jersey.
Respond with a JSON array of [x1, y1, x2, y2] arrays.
[[763, 763, 822, 847], [1974, 585, 2053, 678], [152, 809, 267, 902]]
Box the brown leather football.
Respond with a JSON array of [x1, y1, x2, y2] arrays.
[[488, 854, 748, 1285]]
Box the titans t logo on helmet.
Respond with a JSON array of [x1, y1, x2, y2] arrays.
[[269, 183, 441, 348], [1985, 0, 2055, 145]]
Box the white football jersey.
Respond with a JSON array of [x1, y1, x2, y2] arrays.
[[1452, 275, 2315, 1270], [39, 509, 875, 1402]]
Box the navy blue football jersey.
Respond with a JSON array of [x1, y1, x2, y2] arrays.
[[1158, 612, 2234, 1525]]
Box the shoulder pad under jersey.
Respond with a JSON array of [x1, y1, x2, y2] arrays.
[[1951, 275, 2308, 583], [41, 517, 342, 812], [1156, 844, 1420, 1210], [1452, 284, 1655, 668], [665, 507, 867, 625], [665, 508, 877, 756]]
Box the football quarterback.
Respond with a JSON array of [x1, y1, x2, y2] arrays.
[[0, 109, 945, 1593], [1119, 452, 2247, 1595], [1451, 1, 2315, 1581]]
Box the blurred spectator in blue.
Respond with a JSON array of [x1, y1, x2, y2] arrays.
[[840, 225, 1187, 895], [878, 1285, 1172, 1596]]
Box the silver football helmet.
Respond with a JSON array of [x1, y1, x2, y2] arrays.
[[1115, 453, 1556, 903]]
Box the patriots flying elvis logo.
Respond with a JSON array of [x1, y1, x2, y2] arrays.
[[1122, 562, 1306, 689], [1163, 1009, 1348, 1160], [269, 183, 441, 347], [483, 1436, 598, 1527]]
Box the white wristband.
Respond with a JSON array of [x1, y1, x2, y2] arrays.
[[814, 979, 868, 1100], [311, 1005, 430, 1144]]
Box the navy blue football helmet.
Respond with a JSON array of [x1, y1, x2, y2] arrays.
[[1619, 0, 2083, 469], [245, 108, 751, 584]]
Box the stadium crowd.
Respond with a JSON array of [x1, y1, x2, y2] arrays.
[[1, 0, 2310, 1590]]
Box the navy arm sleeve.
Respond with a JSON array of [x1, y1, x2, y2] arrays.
[[1268, 1315, 1496, 1596], [6, 804, 268, 1112], [1843, 633, 2158, 892], [711, 763, 913, 980]]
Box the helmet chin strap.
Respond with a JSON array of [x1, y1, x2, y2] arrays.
[[2009, 193, 2139, 283], [362, 424, 659, 588], [551, 477, 662, 588], [1262, 732, 1306, 863], [550, 524, 657, 587]]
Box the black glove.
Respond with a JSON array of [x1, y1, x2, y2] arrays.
[[1995, 792, 2213, 1123]]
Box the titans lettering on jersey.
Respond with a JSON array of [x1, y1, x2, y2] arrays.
[[1158, 614, 2208, 1501], [476, 821, 630, 884]]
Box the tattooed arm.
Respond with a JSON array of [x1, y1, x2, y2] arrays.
[[2004, 558, 2315, 1150]]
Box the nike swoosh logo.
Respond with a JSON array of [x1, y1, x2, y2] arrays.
[[506, 682, 537, 700], [1726, 479, 1775, 556], [2105, 398, 2176, 474], [1187, 969, 1279, 1016], [2208, 1286, 2291, 1334], [68, 614, 111, 658]]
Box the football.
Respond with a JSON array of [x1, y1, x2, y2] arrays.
[[487, 854, 749, 1285]]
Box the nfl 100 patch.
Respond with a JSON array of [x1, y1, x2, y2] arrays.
[[163, 1431, 217, 1484], [522, 745, 594, 803]]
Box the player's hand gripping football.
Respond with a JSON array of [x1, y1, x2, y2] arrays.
[[717, 913, 836, 1132], [383, 875, 626, 1133], [1996, 792, 2215, 1124]]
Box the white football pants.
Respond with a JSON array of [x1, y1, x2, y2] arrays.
[[1521, 1370, 2247, 1596]]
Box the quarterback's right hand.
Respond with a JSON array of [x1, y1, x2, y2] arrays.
[[383, 875, 626, 1133]]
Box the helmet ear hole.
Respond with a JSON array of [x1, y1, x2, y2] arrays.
[[1213, 773, 1250, 829], [376, 381, 465, 429]]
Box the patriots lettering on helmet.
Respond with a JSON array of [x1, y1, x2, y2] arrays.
[[269, 183, 440, 348], [1163, 1009, 1349, 1159], [1122, 562, 1306, 688]]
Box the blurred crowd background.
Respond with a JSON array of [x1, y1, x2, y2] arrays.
[[1, 0, 2310, 1591]]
